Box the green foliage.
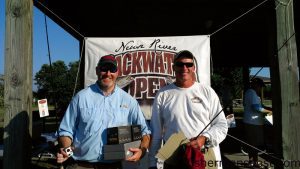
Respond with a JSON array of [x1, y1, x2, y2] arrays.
[[231, 68, 244, 98], [211, 67, 243, 99], [264, 85, 272, 99], [211, 73, 224, 94], [34, 60, 81, 113]]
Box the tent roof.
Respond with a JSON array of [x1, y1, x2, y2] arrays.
[[34, 0, 300, 67]]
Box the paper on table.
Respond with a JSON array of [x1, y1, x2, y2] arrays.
[[265, 115, 273, 125]]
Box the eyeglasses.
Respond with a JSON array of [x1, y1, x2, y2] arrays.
[[174, 62, 194, 68], [99, 65, 118, 73]]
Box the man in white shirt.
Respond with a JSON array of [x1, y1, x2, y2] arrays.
[[148, 50, 228, 169]]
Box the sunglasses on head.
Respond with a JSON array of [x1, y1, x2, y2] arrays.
[[99, 65, 117, 73], [174, 62, 194, 68]]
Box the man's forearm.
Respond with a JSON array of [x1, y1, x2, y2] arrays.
[[58, 136, 72, 148], [140, 134, 151, 156]]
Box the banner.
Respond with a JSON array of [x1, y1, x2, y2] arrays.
[[85, 36, 210, 119]]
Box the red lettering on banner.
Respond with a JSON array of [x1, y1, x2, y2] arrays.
[[129, 77, 167, 99], [147, 78, 158, 98], [116, 51, 176, 100], [116, 51, 175, 76], [142, 52, 155, 73], [132, 52, 142, 74], [147, 77, 166, 97], [115, 56, 122, 74], [164, 52, 174, 75], [122, 53, 132, 75], [134, 78, 147, 99], [154, 53, 165, 73]]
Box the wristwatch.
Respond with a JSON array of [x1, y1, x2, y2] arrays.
[[204, 137, 212, 147]]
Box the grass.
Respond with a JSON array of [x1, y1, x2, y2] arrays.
[[263, 99, 272, 107]]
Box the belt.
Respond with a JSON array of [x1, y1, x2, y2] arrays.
[[75, 160, 122, 169]]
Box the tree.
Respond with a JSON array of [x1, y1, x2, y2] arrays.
[[211, 67, 243, 99], [34, 60, 81, 115], [67, 61, 81, 96]]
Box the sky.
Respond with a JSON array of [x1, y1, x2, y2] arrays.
[[0, 1, 269, 88], [250, 67, 270, 78], [0, 2, 79, 86]]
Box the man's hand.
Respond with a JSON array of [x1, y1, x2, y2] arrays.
[[126, 134, 150, 162], [56, 147, 73, 164], [57, 136, 73, 164], [188, 135, 206, 149], [126, 147, 144, 162]]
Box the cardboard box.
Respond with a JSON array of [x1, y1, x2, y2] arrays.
[[107, 126, 132, 144], [131, 125, 142, 141], [103, 140, 141, 160]]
